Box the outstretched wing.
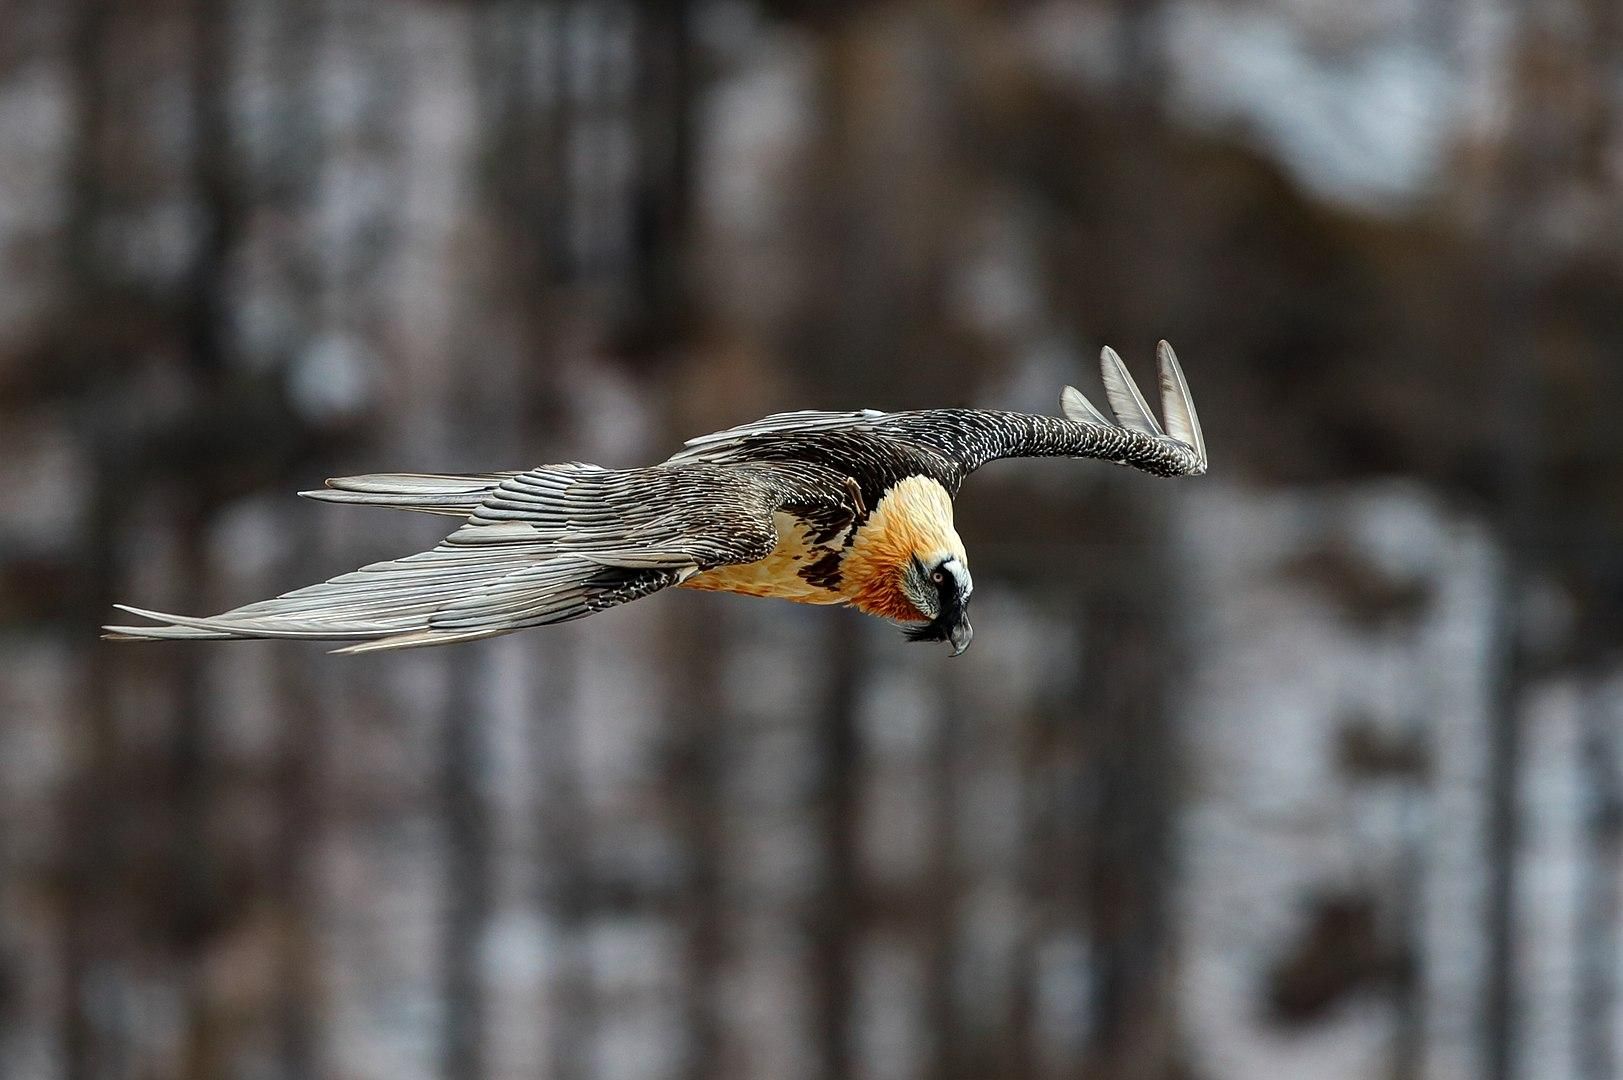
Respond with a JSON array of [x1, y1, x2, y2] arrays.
[[105, 463, 821, 652], [661, 342, 1207, 497], [884, 342, 1208, 483]]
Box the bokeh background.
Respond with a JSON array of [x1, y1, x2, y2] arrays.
[[1, 1, 1621, 1078]]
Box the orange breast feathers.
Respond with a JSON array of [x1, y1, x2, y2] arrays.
[[841, 475, 967, 621]]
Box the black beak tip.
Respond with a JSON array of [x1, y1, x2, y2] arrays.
[[948, 620, 973, 657]]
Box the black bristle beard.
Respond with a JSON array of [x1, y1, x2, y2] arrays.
[[902, 620, 947, 643]]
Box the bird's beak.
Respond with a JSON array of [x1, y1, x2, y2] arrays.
[[948, 617, 973, 657]]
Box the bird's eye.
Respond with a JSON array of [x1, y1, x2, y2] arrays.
[[932, 570, 945, 583]]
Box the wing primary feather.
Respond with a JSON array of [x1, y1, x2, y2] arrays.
[[1060, 385, 1112, 427], [1155, 340, 1206, 465], [330, 628, 505, 654], [322, 472, 515, 493], [1099, 346, 1164, 436], [102, 623, 230, 641], [299, 472, 516, 515]]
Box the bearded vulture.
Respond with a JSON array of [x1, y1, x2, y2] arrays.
[[105, 343, 1206, 655]]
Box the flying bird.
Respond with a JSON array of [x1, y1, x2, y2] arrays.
[[105, 343, 1207, 655]]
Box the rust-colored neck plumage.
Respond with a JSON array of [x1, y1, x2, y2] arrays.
[[841, 475, 966, 621]]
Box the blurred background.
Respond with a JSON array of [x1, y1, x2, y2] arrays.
[[1, 0, 1621, 1078]]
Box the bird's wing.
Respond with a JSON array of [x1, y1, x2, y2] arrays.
[[882, 341, 1208, 482], [662, 342, 1206, 494], [105, 462, 820, 652]]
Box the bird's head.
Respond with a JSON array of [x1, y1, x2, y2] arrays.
[[840, 475, 973, 655], [900, 552, 973, 656]]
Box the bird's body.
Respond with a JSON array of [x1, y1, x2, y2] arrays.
[[106, 343, 1207, 655], [682, 475, 966, 618]]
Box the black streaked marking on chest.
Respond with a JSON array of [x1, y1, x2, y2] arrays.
[[799, 547, 845, 590], [786, 479, 874, 588]]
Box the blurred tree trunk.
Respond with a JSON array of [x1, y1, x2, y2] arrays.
[[172, 1, 240, 1074], [273, 536, 324, 1080], [442, 650, 492, 1080], [1576, 682, 1621, 1080], [1115, 0, 1166, 102], [627, 0, 693, 352], [923, 675, 964, 1080], [664, 601, 726, 1080], [1387, 618, 1432, 1080], [534, 634, 598, 1080], [267, 0, 327, 1075], [1572, 5, 1623, 1077], [59, 0, 129, 1074], [810, 616, 861, 1080], [1482, 10, 1563, 1077], [1078, 528, 1179, 1080]]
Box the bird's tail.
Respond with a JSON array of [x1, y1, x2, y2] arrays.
[[296, 471, 519, 516]]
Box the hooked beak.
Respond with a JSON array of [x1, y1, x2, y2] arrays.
[[900, 557, 974, 656]]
